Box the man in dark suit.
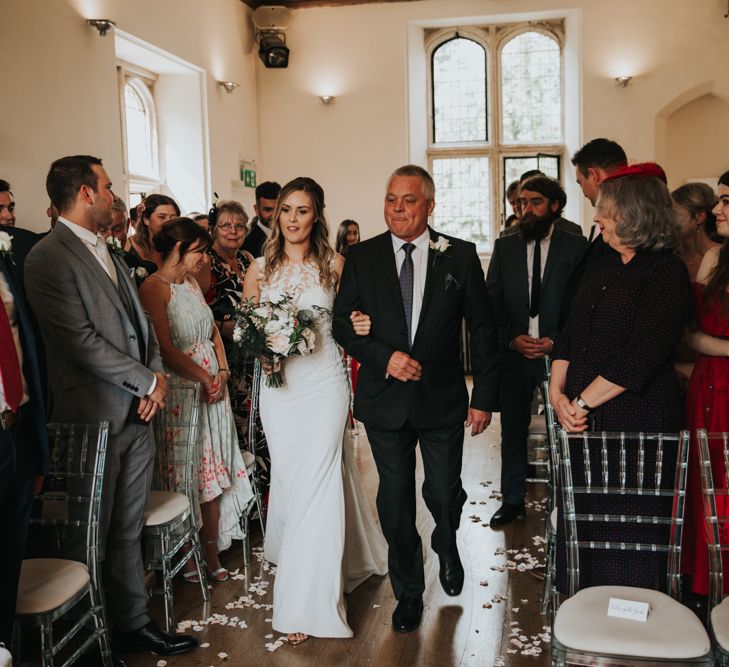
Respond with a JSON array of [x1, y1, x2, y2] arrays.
[[333, 165, 499, 633], [240, 181, 280, 257], [486, 176, 586, 526], [25, 156, 196, 665], [0, 230, 49, 653]]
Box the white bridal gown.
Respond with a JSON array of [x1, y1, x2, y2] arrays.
[[258, 259, 387, 638]]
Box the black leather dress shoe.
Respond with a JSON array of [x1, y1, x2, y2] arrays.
[[489, 502, 526, 528], [439, 552, 464, 596], [113, 621, 198, 656], [392, 597, 423, 633]]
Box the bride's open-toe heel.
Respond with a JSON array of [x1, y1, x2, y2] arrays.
[[287, 633, 309, 646], [203, 540, 229, 582]]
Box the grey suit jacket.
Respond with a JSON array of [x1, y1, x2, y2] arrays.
[[24, 223, 163, 434]]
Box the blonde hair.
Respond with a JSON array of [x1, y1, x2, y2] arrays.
[[263, 177, 335, 287]]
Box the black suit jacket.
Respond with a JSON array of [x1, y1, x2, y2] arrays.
[[486, 228, 587, 369], [501, 216, 583, 238], [240, 219, 269, 258], [0, 256, 49, 474], [333, 228, 499, 430]]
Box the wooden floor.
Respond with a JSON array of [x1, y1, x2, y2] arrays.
[[126, 414, 551, 667]]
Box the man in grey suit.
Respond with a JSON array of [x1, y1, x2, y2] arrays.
[[486, 176, 586, 526], [25, 156, 196, 664]]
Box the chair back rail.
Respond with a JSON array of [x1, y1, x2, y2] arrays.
[[559, 429, 690, 598]]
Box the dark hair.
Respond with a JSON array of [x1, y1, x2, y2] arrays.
[[519, 175, 567, 214], [192, 213, 209, 223], [519, 169, 544, 183], [505, 213, 518, 228], [46, 155, 103, 213], [671, 182, 719, 241], [255, 181, 281, 202], [387, 165, 435, 200], [506, 180, 520, 198], [336, 219, 359, 255], [571, 138, 628, 177], [153, 217, 210, 261], [136, 194, 181, 256], [703, 170, 729, 312], [0, 179, 11, 194], [264, 177, 335, 287]]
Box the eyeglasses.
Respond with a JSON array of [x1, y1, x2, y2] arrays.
[[217, 223, 246, 232]]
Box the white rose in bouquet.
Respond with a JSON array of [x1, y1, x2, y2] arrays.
[[302, 328, 316, 352], [267, 331, 291, 355], [233, 325, 243, 343], [0, 231, 12, 253]]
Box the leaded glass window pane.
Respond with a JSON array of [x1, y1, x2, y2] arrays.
[[500, 32, 561, 144], [503, 155, 560, 217], [432, 38, 487, 143], [124, 81, 155, 177], [432, 157, 491, 249]]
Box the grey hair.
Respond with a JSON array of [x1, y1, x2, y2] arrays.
[[596, 176, 680, 252], [215, 199, 248, 226], [386, 164, 435, 200], [111, 196, 127, 216]]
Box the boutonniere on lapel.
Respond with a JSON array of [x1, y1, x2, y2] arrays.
[[0, 231, 14, 265], [429, 235, 451, 267], [106, 236, 125, 259], [129, 266, 149, 286]]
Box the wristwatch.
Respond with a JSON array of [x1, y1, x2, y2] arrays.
[[575, 394, 592, 411]]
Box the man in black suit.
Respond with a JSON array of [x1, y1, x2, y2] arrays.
[[333, 164, 499, 632], [0, 180, 16, 227], [0, 230, 49, 653], [240, 181, 280, 257], [486, 176, 586, 526]]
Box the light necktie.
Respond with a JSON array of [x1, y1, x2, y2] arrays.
[[399, 242, 415, 345], [529, 239, 541, 318], [0, 297, 23, 412], [96, 236, 118, 286]]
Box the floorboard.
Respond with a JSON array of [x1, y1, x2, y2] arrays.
[[125, 414, 550, 667]]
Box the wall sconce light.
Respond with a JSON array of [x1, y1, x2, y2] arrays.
[[87, 19, 116, 37], [615, 76, 633, 88], [218, 81, 240, 94], [319, 95, 334, 106]]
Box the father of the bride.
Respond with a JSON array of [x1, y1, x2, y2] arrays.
[[333, 164, 499, 632]]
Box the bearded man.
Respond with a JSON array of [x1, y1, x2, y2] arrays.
[[486, 176, 587, 526]]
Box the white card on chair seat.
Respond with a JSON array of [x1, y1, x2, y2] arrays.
[[607, 597, 650, 622]]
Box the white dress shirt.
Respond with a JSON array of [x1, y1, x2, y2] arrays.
[[58, 216, 156, 395], [0, 272, 29, 410], [526, 226, 553, 339], [58, 216, 117, 286], [391, 229, 430, 346]]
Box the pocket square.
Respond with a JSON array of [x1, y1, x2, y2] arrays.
[[444, 273, 461, 291]]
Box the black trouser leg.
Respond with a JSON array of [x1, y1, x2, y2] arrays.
[[418, 422, 466, 560], [365, 424, 423, 600], [0, 417, 35, 646], [499, 358, 545, 505]]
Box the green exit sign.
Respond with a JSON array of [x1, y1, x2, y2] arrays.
[[241, 168, 256, 188]]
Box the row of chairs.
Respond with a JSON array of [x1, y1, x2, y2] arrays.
[[529, 384, 729, 665], [11, 379, 267, 666]]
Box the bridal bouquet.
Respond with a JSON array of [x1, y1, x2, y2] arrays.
[[232, 293, 319, 388]]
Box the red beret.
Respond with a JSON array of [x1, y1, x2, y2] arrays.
[[603, 162, 668, 184]]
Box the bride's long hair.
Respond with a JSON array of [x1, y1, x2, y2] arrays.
[[263, 177, 335, 287]]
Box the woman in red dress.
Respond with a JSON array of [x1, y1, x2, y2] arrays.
[[684, 170, 729, 594]]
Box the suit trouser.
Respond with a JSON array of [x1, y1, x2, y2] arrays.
[[366, 421, 466, 600], [499, 357, 546, 506], [100, 423, 156, 632], [0, 411, 35, 646]]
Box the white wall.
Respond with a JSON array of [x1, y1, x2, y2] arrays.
[[1, 0, 259, 231], [256, 0, 729, 242]]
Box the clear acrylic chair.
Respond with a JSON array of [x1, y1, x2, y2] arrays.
[[538, 378, 560, 617], [240, 360, 266, 567], [145, 381, 209, 633], [526, 356, 552, 485], [697, 430, 729, 665], [552, 429, 712, 665], [12, 422, 112, 667]]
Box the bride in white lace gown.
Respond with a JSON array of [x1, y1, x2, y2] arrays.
[[242, 178, 387, 643]]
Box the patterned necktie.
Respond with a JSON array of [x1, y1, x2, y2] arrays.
[[0, 296, 23, 412], [399, 243, 415, 345], [529, 239, 541, 318]]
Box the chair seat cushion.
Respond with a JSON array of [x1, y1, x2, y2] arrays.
[[144, 490, 190, 526], [241, 450, 255, 469], [16, 558, 89, 615], [711, 596, 729, 651], [554, 585, 710, 659]]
